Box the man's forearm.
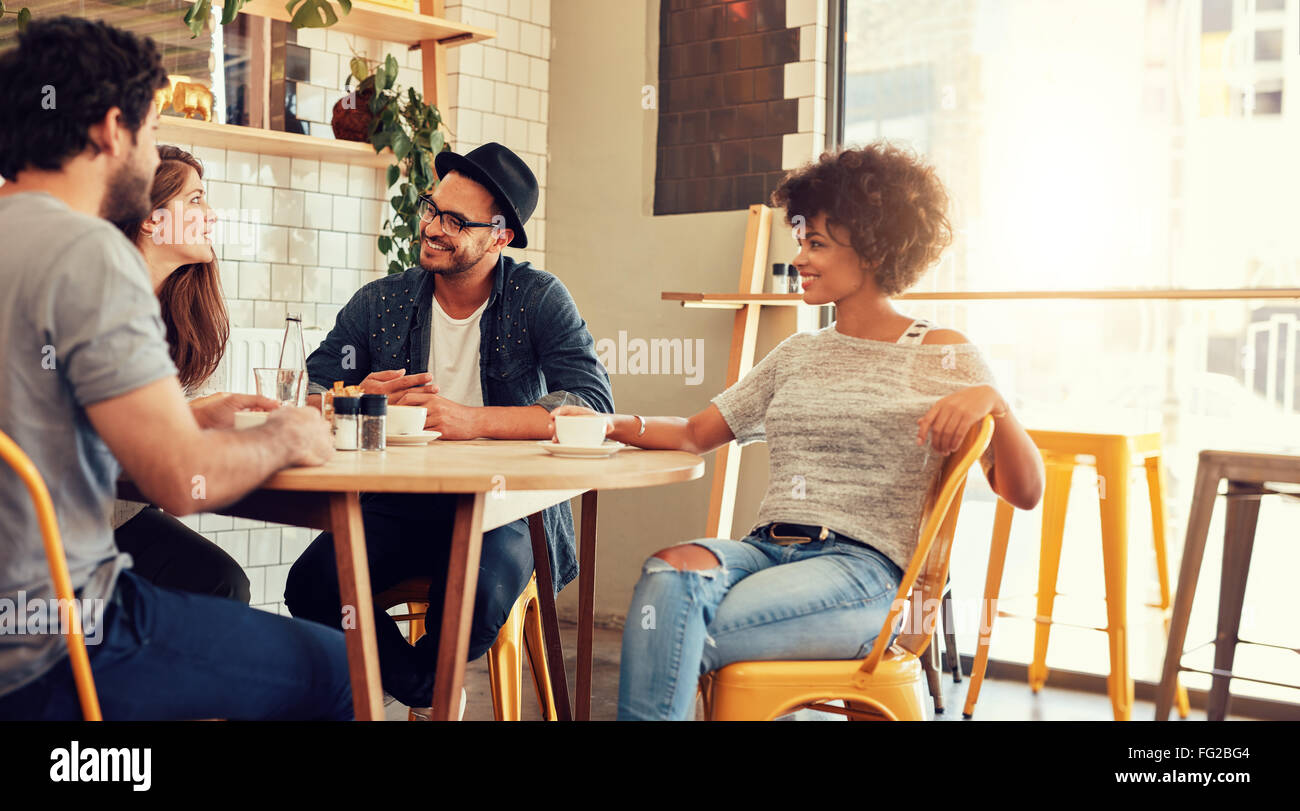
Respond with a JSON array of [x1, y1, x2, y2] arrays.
[[474, 405, 553, 439], [162, 427, 300, 515]]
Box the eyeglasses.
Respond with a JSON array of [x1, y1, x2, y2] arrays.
[[416, 195, 498, 236]]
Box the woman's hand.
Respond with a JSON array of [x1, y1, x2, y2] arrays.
[[191, 393, 280, 430], [547, 404, 613, 443], [916, 384, 1007, 455]]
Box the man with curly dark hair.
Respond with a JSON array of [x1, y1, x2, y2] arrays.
[[0, 17, 352, 720], [550, 142, 1045, 720]]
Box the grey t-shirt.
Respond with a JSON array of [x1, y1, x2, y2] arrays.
[[713, 323, 999, 572], [0, 191, 178, 697]]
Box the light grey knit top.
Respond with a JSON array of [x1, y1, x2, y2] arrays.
[[712, 320, 998, 571]]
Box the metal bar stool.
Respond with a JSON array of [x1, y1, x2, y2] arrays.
[[963, 430, 1190, 721], [1155, 450, 1300, 720]]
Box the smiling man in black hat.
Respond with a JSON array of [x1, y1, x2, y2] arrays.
[[287, 142, 614, 713]]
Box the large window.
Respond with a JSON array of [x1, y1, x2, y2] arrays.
[[840, 0, 1300, 703]]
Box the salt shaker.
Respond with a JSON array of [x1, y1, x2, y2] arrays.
[[359, 394, 387, 451], [333, 396, 360, 451]]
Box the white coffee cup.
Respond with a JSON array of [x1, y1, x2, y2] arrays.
[[554, 414, 609, 447], [387, 405, 428, 435], [234, 410, 269, 430]]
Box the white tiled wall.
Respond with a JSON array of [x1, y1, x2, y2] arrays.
[[783, 0, 829, 169], [167, 0, 551, 616]]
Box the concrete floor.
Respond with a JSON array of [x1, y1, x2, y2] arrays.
[[385, 621, 1252, 721]]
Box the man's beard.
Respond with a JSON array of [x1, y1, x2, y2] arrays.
[[101, 157, 152, 227], [419, 233, 486, 276]]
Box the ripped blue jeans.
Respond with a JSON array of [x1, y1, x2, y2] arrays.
[[616, 526, 904, 721]]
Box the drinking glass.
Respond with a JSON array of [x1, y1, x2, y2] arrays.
[[253, 367, 306, 408]]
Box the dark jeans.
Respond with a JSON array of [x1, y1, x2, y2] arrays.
[[0, 570, 352, 720], [114, 506, 251, 603], [284, 493, 535, 708]]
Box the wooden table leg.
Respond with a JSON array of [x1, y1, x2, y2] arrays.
[[528, 511, 573, 721], [329, 492, 385, 721], [1155, 457, 1219, 719], [577, 491, 598, 721], [1208, 481, 1264, 721], [429, 492, 486, 721]]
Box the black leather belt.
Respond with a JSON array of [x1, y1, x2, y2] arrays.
[[763, 522, 844, 545]]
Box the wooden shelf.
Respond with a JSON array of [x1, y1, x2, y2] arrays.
[[662, 288, 1300, 309], [158, 116, 393, 168], [228, 0, 495, 47]]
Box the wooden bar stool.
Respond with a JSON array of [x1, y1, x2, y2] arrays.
[[1155, 450, 1300, 720], [962, 430, 1190, 721]]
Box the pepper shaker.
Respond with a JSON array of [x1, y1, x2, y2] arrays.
[[359, 394, 387, 451]]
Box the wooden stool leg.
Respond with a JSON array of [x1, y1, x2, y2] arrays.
[[942, 586, 961, 681], [1207, 482, 1263, 721], [1029, 454, 1074, 692], [1156, 457, 1219, 720], [1144, 454, 1189, 718], [964, 498, 1014, 718], [1096, 439, 1133, 721]]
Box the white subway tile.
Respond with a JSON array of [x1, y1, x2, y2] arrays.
[[458, 42, 484, 77], [272, 188, 305, 227], [219, 260, 239, 299], [317, 303, 342, 327], [527, 120, 546, 154], [293, 304, 318, 330], [494, 83, 517, 116], [241, 185, 273, 222], [333, 196, 362, 232], [263, 565, 292, 607], [506, 117, 528, 151], [271, 263, 303, 301], [787, 0, 827, 28], [320, 161, 349, 195], [497, 16, 519, 50], [296, 83, 326, 123], [227, 150, 259, 183], [325, 29, 356, 57], [290, 158, 321, 192], [257, 154, 292, 188], [509, 0, 530, 21], [310, 122, 336, 139], [199, 513, 233, 532], [304, 192, 333, 228], [311, 49, 340, 89], [302, 266, 332, 302], [296, 26, 327, 50], [507, 51, 530, 86], [347, 233, 379, 272], [484, 46, 506, 82], [206, 180, 240, 213], [290, 229, 318, 265], [239, 262, 270, 299], [232, 517, 265, 530], [254, 299, 287, 328], [482, 112, 505, 144], [529, 56, 548, 91], [216, 530, 249, 567], [259, 225, 290, 263], [280, 527, 315, 563], [348, 164, 377, 198], [533, 0, 548, 26], [516, 87, 540, 121], [458, 109, 483, 147], [319, 231, 348, 266], [192, 146, 227, 182], [245, 567, 266, 605], [227, 299, 254, 328], [519, 22, 542, 57], [540, 30, 549, 59], [331, 268, 357, 303], [249, 528, 281, 566]]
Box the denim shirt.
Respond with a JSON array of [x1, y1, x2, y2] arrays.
[[305, 255, 615, 591]]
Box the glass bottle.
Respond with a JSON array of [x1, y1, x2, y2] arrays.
[[278, 313, 308, 407]]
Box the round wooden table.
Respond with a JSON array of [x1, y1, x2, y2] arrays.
[[126, 439, 704, 720]]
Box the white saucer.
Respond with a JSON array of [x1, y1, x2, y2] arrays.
[[385, 431, 442, 445], [537, 440, 626, 458]]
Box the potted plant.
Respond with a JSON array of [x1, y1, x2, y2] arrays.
[[334, 54, 449, 275]]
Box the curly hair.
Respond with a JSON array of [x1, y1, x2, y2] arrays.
[[771, 143, 953, 296], [0, 16, 168, 180]]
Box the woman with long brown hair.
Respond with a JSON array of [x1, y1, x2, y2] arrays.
[[110, 145, 255, 602]]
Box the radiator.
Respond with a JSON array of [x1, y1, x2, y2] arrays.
[[219, 327, 327, 395]]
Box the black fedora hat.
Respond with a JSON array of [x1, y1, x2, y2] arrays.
[[433, 142, 537, 249]]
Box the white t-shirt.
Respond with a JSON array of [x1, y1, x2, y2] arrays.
[[429, 294, 488, 407]]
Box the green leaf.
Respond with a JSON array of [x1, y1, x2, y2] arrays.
[[386, 164, 400, 190], [377, 235, 392, 255], [350, 57, 368, 85], [15, 6, 27, 31], [220, 0, 242, 25], [383, 54, 399, 89], [184, 0, 210, 37], [429, 129, 444, 155], [388, 260, 403, 276], [337, 0, 351, 15], [370, 130, 391, 151], [290, 0, 337, 29], [393, 224, 411, 240], [391, 130, 411, 162], [391, 195, 405, 210], [0, 3, 7, 17]]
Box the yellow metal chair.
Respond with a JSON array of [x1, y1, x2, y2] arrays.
[[0, 429, 102, 721], [962, 430, 1191, 721], [379, 571, 557, 721], [697, 416, 995, 721]]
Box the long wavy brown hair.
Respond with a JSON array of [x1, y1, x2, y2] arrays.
[[117, 146, 229, 392]]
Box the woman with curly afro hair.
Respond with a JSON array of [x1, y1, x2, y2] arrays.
[[553, 142, 1044, 720]]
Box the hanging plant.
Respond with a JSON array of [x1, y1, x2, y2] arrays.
[[0, 2, 34, 32], [338, 54, 448, 275], [183, 0, 352, 39]]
